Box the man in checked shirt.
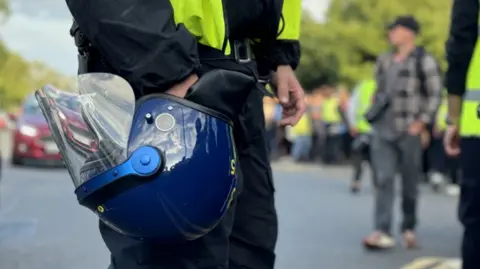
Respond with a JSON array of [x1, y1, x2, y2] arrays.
[[362, 15, 442, 250]]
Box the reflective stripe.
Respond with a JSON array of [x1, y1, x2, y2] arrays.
[[277, 0, 301, 40], [464, 89, 480, 101]]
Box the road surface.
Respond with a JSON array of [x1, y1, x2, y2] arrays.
[[0, 157, 461, 269]]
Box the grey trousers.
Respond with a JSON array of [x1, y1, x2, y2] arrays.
[[370, 134, 422, 234]]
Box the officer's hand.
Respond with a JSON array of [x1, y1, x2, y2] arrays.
[[444, 125, 461, 157], [273, 65, 306, 126], [166, 74, 198, 98]]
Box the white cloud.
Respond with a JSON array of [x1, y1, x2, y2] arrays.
[[0, 13, 77, 75], [303, 0, 330, 21]]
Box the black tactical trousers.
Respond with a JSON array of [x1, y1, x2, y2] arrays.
[[458, 138, 480, 269], [101, 88, 278, 269]]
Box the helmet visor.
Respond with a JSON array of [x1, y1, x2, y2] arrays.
[[35, 73, 136, 187]]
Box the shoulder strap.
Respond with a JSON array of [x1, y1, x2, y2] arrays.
[[415, 47, 427, 97]]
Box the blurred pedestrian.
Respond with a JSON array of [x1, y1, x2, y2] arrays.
[[429, 96, 461, 196], [321, 85, 346, 164], [363, 15, 442, 250], [347, 80, 377, 193], [290, 98, 313, 162], [309, 88, 327, 162], [264, 96, 280, 159], [420, 125, 433, 183], [339, 87, 353, 160]]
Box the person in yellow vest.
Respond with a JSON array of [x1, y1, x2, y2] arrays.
[[68, 1, 305, 268], [264, 96, 281, 159], [321, 85, 347, 164], [347, 80, 377, 193], [309, 88, 328, 161], [429, 96, 461, 196], [444, 5, 480, 268], [290, 96, 313, 162]]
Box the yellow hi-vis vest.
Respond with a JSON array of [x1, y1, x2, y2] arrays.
[[172, 0, 302, 56], [436, 99, 448, 131], [277, 0, 302, 40], [171, 0, 231, 53], [291, 113, 312, 136], [355, 80, 376, 133], [322, 97, 342, 124], [460, 39, 480, 137]]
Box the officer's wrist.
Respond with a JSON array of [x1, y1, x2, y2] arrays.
[[445, 116, 460, 126], [269, 41, 300, 70]]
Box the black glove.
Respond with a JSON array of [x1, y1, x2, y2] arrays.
[[185, 70, 257, 121]]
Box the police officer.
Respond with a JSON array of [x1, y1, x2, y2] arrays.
[[65, 1, 305, 268], [444, 0, 479, 268]]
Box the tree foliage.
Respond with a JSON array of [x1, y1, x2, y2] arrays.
[[296, 0, 452, 89], [0, 0, 73, 111], [0, 50, 74, 110], [296, 13, 341, 91]]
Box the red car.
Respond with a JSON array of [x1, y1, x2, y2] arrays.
[[56, 96, 97, 156], [11, 94, 63, 166]]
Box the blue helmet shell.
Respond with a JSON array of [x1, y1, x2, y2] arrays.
[[74, 94, 237, 242]]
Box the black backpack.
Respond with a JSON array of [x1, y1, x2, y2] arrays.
[[414, 47, 428, 98], [365, 47, 437, 124]]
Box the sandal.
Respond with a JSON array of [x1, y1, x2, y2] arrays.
[[362, 231, 395, 250], [403, 230, 418, 249]]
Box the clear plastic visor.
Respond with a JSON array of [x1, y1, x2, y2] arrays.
[[35, 73, 136, 187]]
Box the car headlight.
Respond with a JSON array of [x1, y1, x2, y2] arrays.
[[19, 125, 38, 137], [58, 111, 66, 120]]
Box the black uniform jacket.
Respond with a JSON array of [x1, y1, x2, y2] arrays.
[[66, 0, 300, 95], [445, 0, 479, 96]]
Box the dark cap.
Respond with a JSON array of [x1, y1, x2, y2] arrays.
[[387, 15, 420, 34]]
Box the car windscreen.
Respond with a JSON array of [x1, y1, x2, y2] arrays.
[[23, 95, 42, 115]]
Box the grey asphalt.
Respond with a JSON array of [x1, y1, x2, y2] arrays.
[[0, 159, 461, 269]]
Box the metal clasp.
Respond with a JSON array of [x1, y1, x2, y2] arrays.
[[233, 39, 252, 64]]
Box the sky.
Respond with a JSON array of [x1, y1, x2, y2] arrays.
[[0, 0, 328, 76]]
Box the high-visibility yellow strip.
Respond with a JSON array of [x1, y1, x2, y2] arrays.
[[399, 257, 461, 269], [277, 0, 301, 40]]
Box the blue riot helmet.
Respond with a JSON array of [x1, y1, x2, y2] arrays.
[[35, 70, 256, 242]]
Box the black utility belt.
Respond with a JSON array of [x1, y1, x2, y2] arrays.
[[197, 41, 272, 87], [197, 39, 254, 64]]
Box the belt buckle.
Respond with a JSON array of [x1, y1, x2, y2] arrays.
[[233, 39, 252, 64]]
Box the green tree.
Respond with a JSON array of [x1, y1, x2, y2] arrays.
[[0, 0, 9, 21], [312, 0, 451, 86], [29, 61, 76, 91], [0, 52, 32, 109], [296, 12, 341, 91], [0, 0, 75, 110], [0, 0, 74, 110]]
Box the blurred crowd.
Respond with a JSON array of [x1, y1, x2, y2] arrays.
[[264, 84, 352, 164], [263, 82, 460, 197]]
